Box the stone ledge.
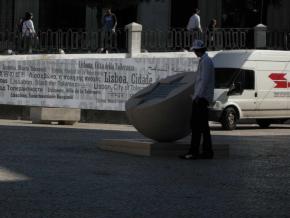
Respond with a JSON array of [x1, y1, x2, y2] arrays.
[[98, 139, 229, 158], [30, 107, 81, 125]]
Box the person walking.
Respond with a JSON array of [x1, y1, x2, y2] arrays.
[[180, 40, 215, 160], [187, 9, 202, 33], [22, 12, 37, 54], [207, 19, 217, 50], [101, 8, 117, 52], [102, 8, 117, 33]]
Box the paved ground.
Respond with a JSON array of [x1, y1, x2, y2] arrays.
[[0, 119, 290, 218]]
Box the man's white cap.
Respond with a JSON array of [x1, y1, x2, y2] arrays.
[[190, 40, 206, 50]]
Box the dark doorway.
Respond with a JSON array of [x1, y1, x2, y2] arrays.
[[114, 5, 137, 29], [113, 5, 137, 52], [221, 0, 261, 28], [171, 0, 198, 28], [39, 0, 86, 30]]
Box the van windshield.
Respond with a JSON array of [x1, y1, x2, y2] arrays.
[[215, 68, 240, 89], [215, 68, 255, 90]]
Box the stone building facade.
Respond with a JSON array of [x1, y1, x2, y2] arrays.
[[0, 0, 289, 32], [0, 0, 15, 31], [199, 0, 290, 30]]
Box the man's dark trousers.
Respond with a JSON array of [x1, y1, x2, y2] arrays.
[[190, 98, 213, 156]]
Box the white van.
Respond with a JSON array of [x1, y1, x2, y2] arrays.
[[209, 50, 290, 130]]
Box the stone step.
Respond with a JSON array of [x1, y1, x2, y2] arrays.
[[30, 107, 81, 125], [98, 139, 229, 158]]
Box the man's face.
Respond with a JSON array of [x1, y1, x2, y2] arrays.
[[106, 9, 111, 15]]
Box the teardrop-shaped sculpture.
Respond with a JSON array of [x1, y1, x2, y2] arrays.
[[126, 71, 196, 142]]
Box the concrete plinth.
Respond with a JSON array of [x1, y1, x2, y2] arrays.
[[30, 107, 81, 125], [98, 139, 229, 158]]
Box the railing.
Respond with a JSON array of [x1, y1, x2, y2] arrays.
[[0, 29, 128, 54], [141, 28, 253, 52], [1, 27, 290, 54], [267, 31, 290, 50]]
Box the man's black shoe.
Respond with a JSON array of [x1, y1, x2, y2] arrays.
[[179, 153, 199, 160]]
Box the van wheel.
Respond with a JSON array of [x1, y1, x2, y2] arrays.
[[220, 107, 238, 130], [256, 119, 271, 128]]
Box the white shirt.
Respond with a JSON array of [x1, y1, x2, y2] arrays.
[[187, 14, 202, 32], [22, 20, 35, 36], [192, 53, 215, 103]]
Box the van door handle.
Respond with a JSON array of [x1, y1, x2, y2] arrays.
[[255, 92, 258, 97]]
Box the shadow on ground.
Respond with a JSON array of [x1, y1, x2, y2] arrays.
[[0, 124, 290, 218]]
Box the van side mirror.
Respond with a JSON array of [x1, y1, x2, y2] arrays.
[[227, 82, 243, 96]]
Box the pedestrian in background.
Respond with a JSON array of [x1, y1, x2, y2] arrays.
[[180, 40, 215, 160], [102, 8, 117, 33], [207, 19, 217, 32], [207, 19, 217, 50], [22, 12, 37, 54], [187, 8, 202, 33], [101, 8, 117, 53], [16, 16, 25, 52]]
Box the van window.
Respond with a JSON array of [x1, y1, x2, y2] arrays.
[[215, 68, 255, 90], [245, 70, 254, 89], [215, 68, 239, 88]]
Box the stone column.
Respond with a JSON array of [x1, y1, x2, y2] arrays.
[[86, 5, 98, 32], [85, 4, 99, 51], [254, 24, 267, 49], [0, 0, 14, 31], [137, 0, 171, 31], [125, 22, 142, 57]]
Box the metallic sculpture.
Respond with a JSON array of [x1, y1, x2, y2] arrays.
[[126, 71, 196, 142]]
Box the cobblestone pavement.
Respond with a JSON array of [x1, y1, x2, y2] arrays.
[[0, 119, 290, 218]]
